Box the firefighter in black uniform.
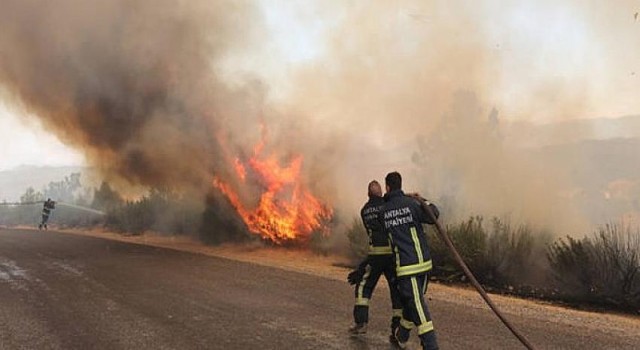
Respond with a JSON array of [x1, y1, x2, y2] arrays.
[[380, 171, 439, 350], [347, 180, 403, 342], [39, 198, 56, 230]]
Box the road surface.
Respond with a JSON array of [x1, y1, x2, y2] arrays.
[[0, 228, 638, 349]]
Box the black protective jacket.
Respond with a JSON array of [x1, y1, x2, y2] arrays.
[[379, 190, 439, 277], [42, 200, 55, 216], [360, 195, 393, 256]]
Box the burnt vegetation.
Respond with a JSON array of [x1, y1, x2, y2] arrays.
[[347, 216, 640, 314], [548, 224, 640, 311]]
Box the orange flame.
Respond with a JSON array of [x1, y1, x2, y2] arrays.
[[213, 131, 332, 244], [233, 158, 246, 181]]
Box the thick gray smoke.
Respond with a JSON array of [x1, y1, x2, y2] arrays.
[[0, 0, 265, 192], [279, 0, 640, 233]]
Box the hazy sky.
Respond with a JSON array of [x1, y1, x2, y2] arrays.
[[0, 101, 84, 171], [1, 1, 639, 171]]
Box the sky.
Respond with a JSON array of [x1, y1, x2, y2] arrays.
[[1, 1, 639, 171], [0, 101, 85, 171]]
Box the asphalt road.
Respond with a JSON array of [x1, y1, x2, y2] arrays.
[[0, 228, 638, 350]]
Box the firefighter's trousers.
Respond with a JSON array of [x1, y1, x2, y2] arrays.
[[41, 213, 50, 225], [353, 255, 403, 332], [396, 272, 438, 350]]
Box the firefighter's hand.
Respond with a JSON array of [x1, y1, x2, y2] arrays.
[[347, 268, 365, 285], [407, 192, 427, 202]]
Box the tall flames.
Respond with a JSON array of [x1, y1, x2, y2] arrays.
[[213, 127, 333, 244]]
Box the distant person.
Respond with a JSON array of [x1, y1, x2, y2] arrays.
[[347, 180, 403, 343], [39, 198, 56, 230], [380, 171, 440, 350]]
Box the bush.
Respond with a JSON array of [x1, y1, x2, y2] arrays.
[[429, 216, 486, 280], [482, 218, 551, 287], [48, 204, 103, 228], [199, 192, 251, 245], [339, 212, 640, 313], [345, 217, 368, 261], [428, 216, 551, 288], [548, 223, 640, 311], [106, 189, 202, 236]]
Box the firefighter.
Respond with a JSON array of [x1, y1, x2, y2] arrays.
[[38, 198, 56, 230], [347, 180, 403, 342], [379, 171, 439, 350]]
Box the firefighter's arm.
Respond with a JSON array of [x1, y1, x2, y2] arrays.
[[422, 201, 439, 224], [407, 193, 439, 224]]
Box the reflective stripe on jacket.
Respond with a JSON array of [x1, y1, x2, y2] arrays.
[[379, 190, 439, 277]]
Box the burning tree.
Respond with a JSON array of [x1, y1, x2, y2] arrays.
[[213, 126, 333, 245]]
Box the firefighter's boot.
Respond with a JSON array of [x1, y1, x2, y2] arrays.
[[419, 331, 439, 350], [348, 323, 367, 335], [389, 316, 401, 344], [395, 326, 411, 349]]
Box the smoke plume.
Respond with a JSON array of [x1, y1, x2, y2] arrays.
[[2, 0, 640, 238], [0, 0, 265, 191], [280, 0, 640, 233]]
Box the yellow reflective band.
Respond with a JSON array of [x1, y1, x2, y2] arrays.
[[417, 321, 434, 335], [396, 260, 433, 277], [368, 245, 393, 255], [395, 246, 401, 267], [400, 318, 414, 329], [392, 309, 403, 317], [357, 266, 372, 299], [411, 277, 427, 325], [410, 226, 424, 264], [355, 297, 370, 306]]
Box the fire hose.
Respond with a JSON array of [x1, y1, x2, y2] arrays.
[[0, 200, 105, 216], [0, 201, 44, 206], [418, 198, 537, 350]]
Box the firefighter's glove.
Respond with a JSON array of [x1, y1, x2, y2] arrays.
[[348, 268, 366, 285]]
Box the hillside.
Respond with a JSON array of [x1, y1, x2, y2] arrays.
[[0, 165, 89, 202], [504, 114, 640, 147]]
